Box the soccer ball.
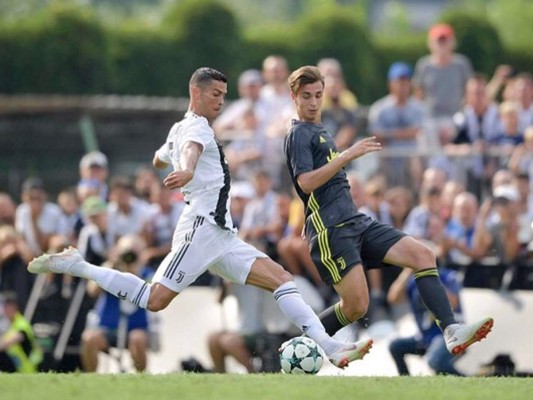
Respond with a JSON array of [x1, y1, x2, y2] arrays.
[[279, 337, 323, 374]]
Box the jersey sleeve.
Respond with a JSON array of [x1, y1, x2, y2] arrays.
[[155, 124, 176, 164], [287, 126, 315, 177], [180, 117, 212, 151]]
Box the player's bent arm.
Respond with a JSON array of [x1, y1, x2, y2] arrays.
[[179, 140, 203, 177], [297, 152, 352, 194], [297, 137, 381, 194]]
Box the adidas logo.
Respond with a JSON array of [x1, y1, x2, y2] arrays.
[[319, 136, 326, 143]]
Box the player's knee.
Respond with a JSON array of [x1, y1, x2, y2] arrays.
[[411, 242, 436, 269], [342, 302, 368, 322]]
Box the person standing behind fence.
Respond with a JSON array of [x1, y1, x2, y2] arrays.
[[413, 24, 473, 173], [368, 62, 425, 189]]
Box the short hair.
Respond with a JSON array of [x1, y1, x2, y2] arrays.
[[288, 66, 324, 96], [189, 67, 227, 89]]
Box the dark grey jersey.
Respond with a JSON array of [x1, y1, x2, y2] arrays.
[[284, 119, 371, 235]]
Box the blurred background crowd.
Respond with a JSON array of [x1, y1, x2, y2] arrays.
[[0, 0, 532, 377]]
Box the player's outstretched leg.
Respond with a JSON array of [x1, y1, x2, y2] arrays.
[[444, 317, 494, 356], [28, 246, 151, 309]]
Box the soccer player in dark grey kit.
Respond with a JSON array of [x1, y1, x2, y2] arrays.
[[28, 67, 369, 369], [284, 65, 493, 356]]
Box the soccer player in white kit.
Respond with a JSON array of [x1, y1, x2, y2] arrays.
[[28, 67, 372, 369]]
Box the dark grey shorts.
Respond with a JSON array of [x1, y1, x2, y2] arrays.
[[309, 220, 406, 285]]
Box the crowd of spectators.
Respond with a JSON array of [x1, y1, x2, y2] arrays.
[[0, 23, 532, 374]]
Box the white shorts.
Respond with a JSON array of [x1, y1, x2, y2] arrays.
[[152, 216, 268, 293]]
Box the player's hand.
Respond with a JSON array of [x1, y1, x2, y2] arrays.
[[163, 170, 193, 189], [343, 136, 382, 161]]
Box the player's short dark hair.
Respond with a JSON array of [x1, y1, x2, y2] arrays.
[[288, 66, 324, 96], [189, 67, 227, 88]]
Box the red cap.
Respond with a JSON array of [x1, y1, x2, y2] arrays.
[[429, 23, 454, 40]]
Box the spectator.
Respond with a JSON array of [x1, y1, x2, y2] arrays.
[[133, 165, 160, 205], [239, 171, 282, 257], [78, 196, 110, 266], [421, 167, 448, 192], [510, 173, 533, 250], [451, 75, 501, 196], [228, 181, 255, 230], [346, 171, 365, 209], [82, 234, 152, 373], [368, 62, 425, 188], [57, 188, 84, 243], [317, 57, 358, 110], [0, 193, 16, 227], [15, 177, 63, 257], [440, 192, 480, 267], [388, 268, 463, 376], [413, 24, 473, 173], [358, 178, 392, 226], [513, 73, 533, 132], [320, 72, 358, 153], [107, 176, 151, 246], [508, 125, 533, 178], [404, 186, 443, 242], [142, 183, 185, 270], [214, 69, 268, 182], [261, 55, 295, 191], [79, 151, 109, 200], [277, 192, 323, 288], [440, 180, 466, 223], [491, 101, 524, 150], [473, 186, 521, 267], [0, 226, 34, 311], [413, 23, 473, 119], [384, 186, 414, 231], [0, 292, 43, 373]]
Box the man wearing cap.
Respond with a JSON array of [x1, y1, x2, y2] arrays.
[[368, 62, 426, 188], [413, 23, 473, 120]]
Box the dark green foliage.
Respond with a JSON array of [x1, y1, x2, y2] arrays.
[[0, 3, 530, 102], [293, 10, 380, 104], [0, 5, 112, 94], [162, 0, 244, 96]]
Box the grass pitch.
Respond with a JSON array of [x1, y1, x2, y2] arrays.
[[1, 373, 531, 400]]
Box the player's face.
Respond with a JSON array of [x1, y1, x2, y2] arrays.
[[196, 80, 227, 122], [292, 81, 324, 124]]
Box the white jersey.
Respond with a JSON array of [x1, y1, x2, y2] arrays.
[[157, 112, 234, 232]]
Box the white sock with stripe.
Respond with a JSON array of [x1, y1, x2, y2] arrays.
[[73, 260, 150, 309], [273, 281, 340, 355]]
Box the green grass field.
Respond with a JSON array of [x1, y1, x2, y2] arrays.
[[1, 374, 531, 400]]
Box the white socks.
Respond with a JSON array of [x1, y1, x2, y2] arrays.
[[273, 281, 339, 355], [73, 260, 150, 309]]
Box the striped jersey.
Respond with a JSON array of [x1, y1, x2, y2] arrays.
[[284, 119, 371, 236], [156, 112, 234, 232]]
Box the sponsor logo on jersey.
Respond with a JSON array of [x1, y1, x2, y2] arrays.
[[320, 136, 327, 143]]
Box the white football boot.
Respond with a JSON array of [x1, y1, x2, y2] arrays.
[[444, 317, 494, 356]]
